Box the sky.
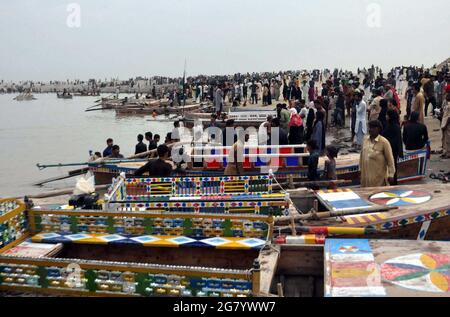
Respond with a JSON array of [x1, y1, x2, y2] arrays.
[[0, 0, 449, 81]]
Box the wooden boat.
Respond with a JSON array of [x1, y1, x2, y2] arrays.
[[89, 144, 428, 186], [115, 102, 205, 116], [57, 93, 73, 99], [13, 94, 36, 101], [2, 175, 449, 297], [264, 239, 450, 297], [0, 176, 280, 297], [73, 92, 101, 97], [99, 98, 171, 110], [282, 183, 450, 241], [183, 109, 277, 128]]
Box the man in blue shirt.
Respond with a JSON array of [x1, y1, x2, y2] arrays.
[[102, 138, 113, 157]]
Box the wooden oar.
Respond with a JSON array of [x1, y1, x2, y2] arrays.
[[94, 94, 113, 103], [14, 184, 109, 199], [33, 167, 89, 186], [275, 179, 352, 189], [274, 225, 383, 236], [85, 107, 105, 112], [274, 205, 398, 225], [37, 158, 149, 170]]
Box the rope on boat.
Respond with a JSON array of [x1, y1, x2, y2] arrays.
[[36, 159, 149, 170]]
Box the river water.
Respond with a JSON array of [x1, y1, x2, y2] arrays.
[[0, 93, 172, 197]]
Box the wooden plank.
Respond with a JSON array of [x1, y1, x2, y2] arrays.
[[324, 239, 386, 297], [31, 209, 273, 222], [258, 246, 280, 295], [0, 285, 138, 297], [0, 233, 30, 254], [324, 239, 450, 297], [291, 184, 450, 231], [0, 255, 250, 279], [371, 239, 450, 297]]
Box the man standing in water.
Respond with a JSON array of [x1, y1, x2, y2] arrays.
[[360, 120, 396, 187]]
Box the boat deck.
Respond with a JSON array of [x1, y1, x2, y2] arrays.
[[288, 183, 450, 241], [324, 239, 450, 297]]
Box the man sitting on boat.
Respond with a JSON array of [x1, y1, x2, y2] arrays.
[[134, 144, 173, 177], [102, 138, 114, 157], [108, 145, 124, 159]]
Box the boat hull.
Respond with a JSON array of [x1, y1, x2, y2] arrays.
[[115, 103, 203, 116], [90, 148, 428, 186]]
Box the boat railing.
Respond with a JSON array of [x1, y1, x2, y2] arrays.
[[0, 198, 28, 253], [3, 204, 266, 296], [0, 254, 258, 296], [104, 173, 126, 209], [102, 174, 289, 215], [123, 175, 274, 196], [186, 144, 306, 151]]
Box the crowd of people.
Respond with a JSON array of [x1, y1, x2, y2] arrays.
[[93, 129, 177, 178], [93, 63, 450, 188], [201, 65, 449, 187]]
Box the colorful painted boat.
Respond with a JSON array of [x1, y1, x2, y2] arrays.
[[0, 174, 288, 297], [0, 194, 271, 296], [2, 175, 449, 297], [265, 239, 450, 297], [285, 183, 450, 242], [89, 145, 428, 187]]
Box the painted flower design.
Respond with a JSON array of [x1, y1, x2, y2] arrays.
[[369, 190, 431, 207], [381, 253, 450, 292], [338, 246, 360, 253]]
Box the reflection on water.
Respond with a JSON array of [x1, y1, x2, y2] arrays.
[[0, 94, 172, 197]]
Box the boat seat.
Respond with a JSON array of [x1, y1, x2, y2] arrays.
[[31, 233, 267, 250]]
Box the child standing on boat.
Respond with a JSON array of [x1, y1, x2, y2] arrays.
[[306, 140, 320, 188], [324, 145, 339, 189]]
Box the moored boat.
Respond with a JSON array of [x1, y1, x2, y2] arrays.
[[89, 144, 428, 187], [0, 176, 279, 297], [115, 102, 205, 116], [1, 175, 449, 297], [13, 93, 36, 101], [183, 109, 277, 128], [56, 93, 73, 99], [265, 238, 450, 297], [281, 182, 450, 241]]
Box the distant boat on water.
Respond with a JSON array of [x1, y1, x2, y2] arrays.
[[56, 92, 73, 99], [13, 93, 36, 101]]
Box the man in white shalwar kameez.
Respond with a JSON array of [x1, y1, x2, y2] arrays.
[[301, 81, 310, 104], [354, 92, 367, 148]]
